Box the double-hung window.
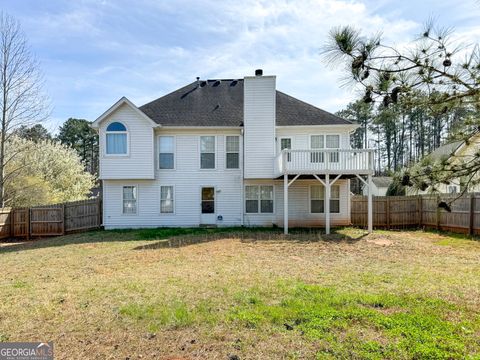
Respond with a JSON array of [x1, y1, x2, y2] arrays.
[[330, 185, 340, 213], [310, 185, 340, 213], [122, 186, 137, 214], [200, 136, 215, 169], [310, 185, 325, 213], [326, 135, 340, 163], [310, 135, 324, 163], [106, 122, 127, 155], [159, 136, 175, 169], [245, 185, 274, 213], [226, 136, 239, 169], [160, 186, 174, 213]]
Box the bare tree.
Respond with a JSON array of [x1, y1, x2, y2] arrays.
[[0, 12, 49, 206]]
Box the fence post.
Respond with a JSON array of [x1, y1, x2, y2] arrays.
[[436, 194, 441, 230], [386, 197, 390, 230], [417, 195, 422, 227], [26, 208, 30, 241], [97, 199, 102, 228], [9, 209, 14, 238], [469, 194, 475, 236], [62, 204, 66, 235]]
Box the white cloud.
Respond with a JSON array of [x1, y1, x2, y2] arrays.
[[5, 0, 479, 128]]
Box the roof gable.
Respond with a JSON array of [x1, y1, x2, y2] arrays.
[[139, 79, 352, 127], [92, 96, 157, 129]]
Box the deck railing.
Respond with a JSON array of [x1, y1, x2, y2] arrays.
[[274, 149, 374, 175]]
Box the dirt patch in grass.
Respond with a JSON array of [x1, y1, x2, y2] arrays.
[[0, 228, 479, 359]]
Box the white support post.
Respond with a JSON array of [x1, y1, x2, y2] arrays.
[[367, 173, 373, 233], [325, 173, 331, 235], [284, 174, 288, 234]]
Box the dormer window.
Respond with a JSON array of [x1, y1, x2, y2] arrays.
[[106, 122, 128, 155]]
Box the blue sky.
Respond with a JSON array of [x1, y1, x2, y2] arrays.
[[1, 0, 479, 132]]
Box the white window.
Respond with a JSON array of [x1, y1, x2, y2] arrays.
[[122, 186, 137, 214], [200, 136, 215, 169], [311, 135, 324, 163], [448, 185, 458, 194], [226, 136, 239, 169], [245, 185, 274, 213], [160, 186, 174, 213], [326, 135, 340, 163], [159, 136, 175, 169], [245, 186, 259, 213], [310, 185, 340, 213], [310, 185, 324, 213], [106, 122, 127, 155], [310, 135, 340, 163], [330, 185, 340, 213]]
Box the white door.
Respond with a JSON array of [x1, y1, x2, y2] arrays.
[[200, 187, 216, 224]]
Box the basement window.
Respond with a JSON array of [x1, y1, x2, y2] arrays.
[[310, 185, 340, 213], [160, 186, 174, 213], [245, 185, 274, 213], [122, 186, 137, 214]]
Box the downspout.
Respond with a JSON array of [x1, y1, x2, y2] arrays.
[[241, 127, 245, 227]]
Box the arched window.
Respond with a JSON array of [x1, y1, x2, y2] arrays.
[[106, 122, 127, 155]]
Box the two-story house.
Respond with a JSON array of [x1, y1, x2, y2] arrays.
[[92, 70, 374, 234]]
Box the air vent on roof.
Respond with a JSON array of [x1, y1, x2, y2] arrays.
[[230, 80, 238, 87], [212, 80, 221, 87], [255, 69, 263, 76], [200, 81, 207, 87]]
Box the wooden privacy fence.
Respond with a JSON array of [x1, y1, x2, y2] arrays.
[[351, 194, 480, 235], [0, 198, 101, 240]]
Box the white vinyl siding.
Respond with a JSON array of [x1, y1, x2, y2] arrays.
[[245, 185, 273, 213], [160, 186, 174, 213], [122, 186, 137, 214], [159, 136, 175, 169], [99, 103, 154, 179], [244, 76, 276, 178], [104, 178, 350, 229], [102, 129, 243, 229], [200, 136, 215, 169], [243, 179, 350, 227], [226, 136, 240, 169]]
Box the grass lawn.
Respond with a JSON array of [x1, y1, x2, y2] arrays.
[[1, 227, 480, 359]]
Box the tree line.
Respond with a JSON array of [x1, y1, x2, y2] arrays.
[[336, 98, 475, 175]]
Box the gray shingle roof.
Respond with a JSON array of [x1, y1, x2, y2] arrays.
[[139, 79, 351, 127], [428, 141, 464, 161], [371, 176, 393, 188]]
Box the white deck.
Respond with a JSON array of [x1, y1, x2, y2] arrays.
[[274, 149, 375, 176]]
